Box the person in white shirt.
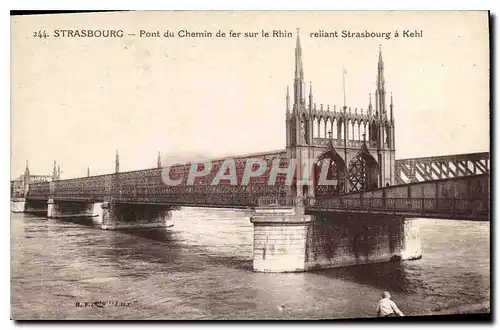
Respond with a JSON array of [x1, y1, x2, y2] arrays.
[[376, 291, 405, 317]]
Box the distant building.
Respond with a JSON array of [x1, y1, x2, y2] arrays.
[[10, 161, 56, 198]]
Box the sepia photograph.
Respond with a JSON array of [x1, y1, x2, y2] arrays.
[[10, 10, 490, 320]]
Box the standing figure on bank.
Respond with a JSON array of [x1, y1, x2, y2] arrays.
[[376, 291, 405, 317]]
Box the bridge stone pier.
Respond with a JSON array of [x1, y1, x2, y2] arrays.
[[13, 198, 49, 214], [250, 199, 313, 273], [47, 199, 102, 219], [250, 200, 422, 273], [11, 198, 26, 213], [304, 213, 421, 270], [44, 199, 174, 230], [100, 202, 174, 230]]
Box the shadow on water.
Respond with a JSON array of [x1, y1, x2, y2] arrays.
[[17, 215, 96, 238], [54, 216, 97, 227], [20, 213, 254, 273], [313, 261, 426, 294], [118, 227, 180, 246], [112, 228, 254, 272]]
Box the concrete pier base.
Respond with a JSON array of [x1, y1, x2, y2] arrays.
[[47, 199, 102, 219], [11, 199, 26, 213], [250, 206, 422, 273], [100, 202, 174, 230], [250, 206, 314, 273]]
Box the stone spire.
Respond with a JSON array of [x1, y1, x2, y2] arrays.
[[293, 28, 305, 109], [23, 160, 30, 196], [115, 149, 120, 173], [376, 45, 386, 117], [87, 166, 90, 177], [308, 81, 313, 111], [52, 160, 57, 181], [157, 151, 162, 168], [390, 92, 394, 122], [286, 86, 290, 113], [24, 160, 30, 180]]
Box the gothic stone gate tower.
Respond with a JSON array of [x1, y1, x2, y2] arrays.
[[285, 31, 396, 198], [252, 33, 422, 273]]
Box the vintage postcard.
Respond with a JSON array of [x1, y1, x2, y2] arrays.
[[10, 11, 490, 320]]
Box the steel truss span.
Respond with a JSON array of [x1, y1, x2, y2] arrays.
[[395, 152, 489, 184]]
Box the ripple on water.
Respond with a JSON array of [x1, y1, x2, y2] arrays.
[[10, 212, 490, 319]]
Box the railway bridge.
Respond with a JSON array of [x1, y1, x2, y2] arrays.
[[11, 32, 490, 272]]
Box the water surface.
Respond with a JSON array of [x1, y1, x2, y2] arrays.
[[11, 209, 490, 320]]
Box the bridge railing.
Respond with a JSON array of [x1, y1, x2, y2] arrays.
[[257, 196, 295, 207], [305, 197, 489, 217], [108, 192, 262, 208]]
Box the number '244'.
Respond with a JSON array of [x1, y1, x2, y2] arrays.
[[33, 30, 49, 38]]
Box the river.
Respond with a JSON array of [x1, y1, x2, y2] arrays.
[[10, 209, 490, 320]]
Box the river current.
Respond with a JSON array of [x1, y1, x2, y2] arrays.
[[10, 209, 490, 320]]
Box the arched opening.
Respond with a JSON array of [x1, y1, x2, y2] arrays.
[[369, 120, 378, 143], [331, 118, 337, 140], [319, 117, 325, 138], [339, 120, 345, 140], [352, 121, 359, 141], [336, 119, 343, 140], [314, 149, 346, 197], [348, 151, 378, 193]]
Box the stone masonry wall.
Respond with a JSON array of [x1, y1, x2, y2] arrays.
[[304, 213, 419, 270]]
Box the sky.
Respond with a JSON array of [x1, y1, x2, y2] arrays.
[[10, 11, 489, 179]]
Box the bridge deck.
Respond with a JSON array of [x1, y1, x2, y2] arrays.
[[304, 197, 489, 221], [259, 174, 490, 221], [21, 152, 489, 220]]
